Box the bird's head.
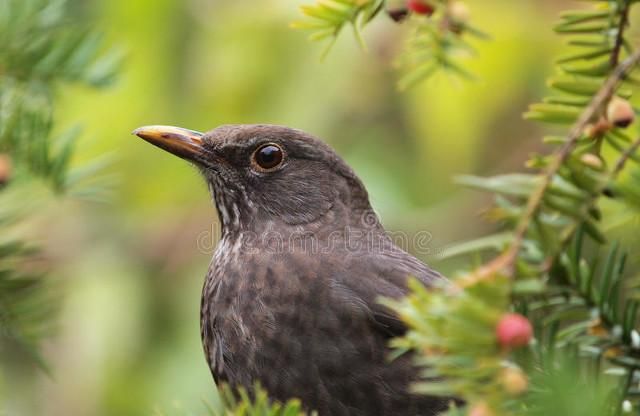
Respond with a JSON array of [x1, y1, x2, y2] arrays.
[[133, 124, 375, 232]]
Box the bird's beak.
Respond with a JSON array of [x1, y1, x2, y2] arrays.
[[133, 125, 205, 161]]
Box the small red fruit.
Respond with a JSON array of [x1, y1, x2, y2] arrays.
[[407, 0, 435, 16], [496, 313, 533, 349]]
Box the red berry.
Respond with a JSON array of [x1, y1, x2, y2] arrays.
[[496, 313, 532, 349], [407, 0, 435, 16]]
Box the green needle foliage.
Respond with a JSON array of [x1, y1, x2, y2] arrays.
[[291, 0, 384, 56], [395, 0, 487, 90], [0, 190, 56, 372], [382, 277, 511, 413], [0, 0, 119, 374], [207, 384, 310, 416], [293, 0, 485, 88], [386, 1, 640, 414], [158, 385, 311, 416]]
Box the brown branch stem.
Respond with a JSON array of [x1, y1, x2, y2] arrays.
[[611, 0, 631, 68], [539, 136, 640, 274], [506, 49, 640, 267], [457, 48, 640, 289], [613, 136, 640, 176]]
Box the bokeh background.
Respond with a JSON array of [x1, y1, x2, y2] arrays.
[[4, 0, 604, 414]]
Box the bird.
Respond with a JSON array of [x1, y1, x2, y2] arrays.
[[133, 124, 450, 416]]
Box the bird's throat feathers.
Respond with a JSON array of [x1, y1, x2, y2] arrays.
[[207, 176, 253, 233]]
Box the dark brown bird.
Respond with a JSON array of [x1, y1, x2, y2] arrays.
[[133, 124, 450, 415]]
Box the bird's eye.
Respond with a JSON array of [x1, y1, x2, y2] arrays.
[[252, 143, 284, 171]]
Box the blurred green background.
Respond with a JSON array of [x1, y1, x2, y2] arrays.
[[5, 0, 590, 414]]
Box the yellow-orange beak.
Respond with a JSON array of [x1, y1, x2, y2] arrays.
[[133, 125, 205, 161]]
